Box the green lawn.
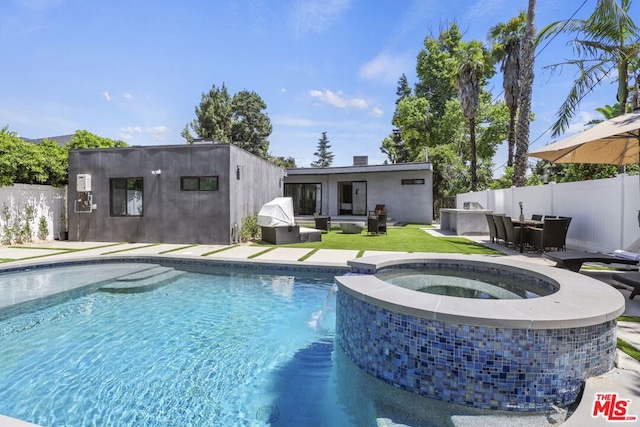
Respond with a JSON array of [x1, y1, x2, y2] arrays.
[[254, 224, 502, 255]]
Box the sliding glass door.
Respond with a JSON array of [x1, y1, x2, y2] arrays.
[[284, 183, 322, 215]]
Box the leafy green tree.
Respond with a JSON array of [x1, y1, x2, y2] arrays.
[[0, 127, 21, 186], [268, 155, 296, 168], [513, 0, 536, 187], [182, 83, 272, 158], [230, 90, 272, 157], [538, 0, 640, 136], [311, 132, 334, 168], [66, 130, 128, 149], [381, 74, 414, 163], [182, 83, 233, 143], [391, 96, 431, 160], [455, 40, 494, 191], [415, 24, 461, 118], [489, 11, 527, 167], [0, 127, 77, 187]]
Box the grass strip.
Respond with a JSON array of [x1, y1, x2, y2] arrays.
[[201, 245, 239, 257], [618, 315, 640, 322], [248, 247, 275, 259], [101, 243, 159, 255], [617, 338, 640, 362]]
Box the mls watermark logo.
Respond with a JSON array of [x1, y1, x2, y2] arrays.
[[592, 393, 638, 422]]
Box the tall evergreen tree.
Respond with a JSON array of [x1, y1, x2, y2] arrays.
[[311, 132, 334, 168]]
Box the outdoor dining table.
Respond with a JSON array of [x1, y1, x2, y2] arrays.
[[512, 218, 543, 253]]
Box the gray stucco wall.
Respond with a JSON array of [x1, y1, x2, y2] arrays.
[[68, 144, 285, 244], [285, 165, 433, 224]]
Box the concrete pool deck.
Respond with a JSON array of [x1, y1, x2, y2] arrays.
[[0, 239, 639, 426]]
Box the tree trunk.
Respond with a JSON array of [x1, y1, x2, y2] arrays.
[[513, 0, 536, 187], [470, 116, 477, 191], [507, 106, 517, 167]]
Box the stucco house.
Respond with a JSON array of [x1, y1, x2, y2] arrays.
[[284, 157, 433, 224], [67, 142, 286, 244]]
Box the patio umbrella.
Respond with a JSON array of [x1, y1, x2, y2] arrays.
[[528, 110, 640, 166], [529, 110, 640, 244]]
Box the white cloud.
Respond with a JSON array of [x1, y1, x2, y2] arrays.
[[119, 126, 169, 142], [309, 89, 368, 110], [123, 93, 133, 100], [359, 52, 413, 85], [369, 107, 384, 117], [563, 111, 596, 136], [102, 91, 111, 102], [291, 0, 351, 35]]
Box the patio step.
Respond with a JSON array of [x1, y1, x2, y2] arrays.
[[99, 266, 185, 293]]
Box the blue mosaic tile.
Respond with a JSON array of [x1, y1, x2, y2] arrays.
[[336, 291, 617, 412]]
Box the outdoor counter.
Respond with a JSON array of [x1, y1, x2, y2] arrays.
[[439, 208, 492, 235]]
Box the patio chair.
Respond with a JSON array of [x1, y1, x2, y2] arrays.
[[485, 214, 497, 244], [368, 213, 387, 235], [500, 216, 525, 251], [492, 214, 507, 246], [527, 217, 570, 252], [368, 204, 386, 218], [531, 214, 543, 221], [313, 213, 331, 232]]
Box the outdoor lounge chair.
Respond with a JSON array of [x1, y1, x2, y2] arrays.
[[612, 271, 640, 300], [543, 251, 640, 272]]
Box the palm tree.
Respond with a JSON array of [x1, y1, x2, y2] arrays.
[[538, 0, 640, 137], [488, 12, 527, 167], [455, 40, 492, 191], [513, 0, 536, 187]]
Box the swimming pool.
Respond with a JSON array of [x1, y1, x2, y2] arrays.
[[0, 259, 575, 426]]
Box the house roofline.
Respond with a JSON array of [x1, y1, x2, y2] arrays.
[[286, 162, 432, 175]]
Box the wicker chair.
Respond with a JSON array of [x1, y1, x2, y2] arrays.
[[367, 212, 387, 235], [492, 214, 507, 246], [501, 216, 525, 251], [528, 217, 570, 252], [485, 214, 498, 244]]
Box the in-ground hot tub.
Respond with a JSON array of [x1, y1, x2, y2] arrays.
[[335, 254, 625, 412]]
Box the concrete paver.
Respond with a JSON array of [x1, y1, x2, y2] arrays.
[[304, 249, 359, 264], [168, 245, 225, 256], [253, 247, 313, 262], [0, 247, 67, 259]]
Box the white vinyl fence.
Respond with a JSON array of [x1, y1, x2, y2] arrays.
[[456, 174, 640, 253], [0, 183, 66, 243]]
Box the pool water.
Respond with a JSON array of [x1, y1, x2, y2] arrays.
[[375, 267, 555, 299], [0, 264, 551, 426]]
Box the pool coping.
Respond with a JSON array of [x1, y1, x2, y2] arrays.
[[340, 253, 626, 329]]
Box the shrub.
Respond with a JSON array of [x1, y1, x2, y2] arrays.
[[240, 213, 261, 242], [38, 216, 49, 240]]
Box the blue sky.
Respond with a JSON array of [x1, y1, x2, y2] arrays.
[[1, 0, 635, 173]]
